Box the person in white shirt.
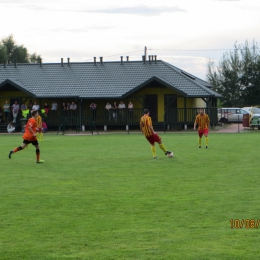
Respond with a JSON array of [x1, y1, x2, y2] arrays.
[[12, 101, 19, 123], [70, 102, 77, 110], [51, 101, 58, 110], [128, 101, 134, 120], [118, 101, 126, 121], [32, 101, 40, 111], [105, 102, 112, 121]]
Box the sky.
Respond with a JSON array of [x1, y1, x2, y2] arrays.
[[1, 0, 260, 80]]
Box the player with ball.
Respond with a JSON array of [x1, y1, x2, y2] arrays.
[[140, 109, 173, 159]]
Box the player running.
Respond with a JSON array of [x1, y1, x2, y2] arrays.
[[9, 110, 44, 163], [194, 108, 210, 148], [140, 109, 172, 159]]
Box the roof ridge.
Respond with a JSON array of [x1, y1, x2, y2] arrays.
[[0, 60, 162, 67], [161, 60, 215, 96]]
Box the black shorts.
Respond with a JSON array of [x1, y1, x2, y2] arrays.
[[23, 139, 39, 146]]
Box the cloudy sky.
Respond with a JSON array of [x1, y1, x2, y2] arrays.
[[1, 0, 259, 79]]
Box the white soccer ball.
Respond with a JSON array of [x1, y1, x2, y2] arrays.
[[168, 152, 174, 158]]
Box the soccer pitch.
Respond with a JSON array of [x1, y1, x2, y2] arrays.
[[1, 132, 260, 259]]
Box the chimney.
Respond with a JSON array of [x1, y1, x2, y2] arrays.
[[4, 60, 6, 67], [67, 58, 70, 66], [40, 59, 42, 67], [142, 55, 146, 64], [120, 56, 123, 65], [14, 60, 17, 67], [154, 55, 157, 63], [61, 58, 64, 66], [94, 57, 96, 65], [126, 56, 129, 62], [148, 55, 151, 64], [151, 55, 154, 62], [100, 57, 103, 65]]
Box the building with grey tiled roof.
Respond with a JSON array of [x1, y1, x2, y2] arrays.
[[0, 57, 220, 131]]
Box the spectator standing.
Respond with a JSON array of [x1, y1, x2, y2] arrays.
[[43, 103, 50, 115], [62, 102, 67, 116], [12, 101, 19, 123], [90, 102, 97, 121], [118, 101, 126, 121], [128, 101, 134, 120], [21, 103, 27, 110], [28, 100, 33, 110], [70, 102, 77, 110], [32, 101, 40, 111], [51, 100, 58, 110], [112, 102, 118, 122], [3, 100, 10, 122], [21, 103, 29, 118], [62, 102, 67, 110], [105, 102, 112, 121]]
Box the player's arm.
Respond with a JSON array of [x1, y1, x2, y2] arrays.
[[193, 117, 198, 130], [28, 125, 36, 137], [140, 119, 144, 134], [206, 115, 210, 128], [148, 125, 154, 134], [140, 124, 143, 134]]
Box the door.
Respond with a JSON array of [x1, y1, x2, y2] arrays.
[[164, 94, 177, 123], [144, 95, 158, 122]]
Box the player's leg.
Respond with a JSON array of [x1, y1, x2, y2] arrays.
[[151, 145, 157, 159], [157, 136, 172, 156], [198, 130, 203, 148], [204, 129, 209, 148], [9, 141, 28, 159], [37, 128, 44, 141], [146, 136, 157, 158], [33, 141, 44, 163]]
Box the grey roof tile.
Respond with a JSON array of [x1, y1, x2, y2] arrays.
[[0, 60, 221, 98]]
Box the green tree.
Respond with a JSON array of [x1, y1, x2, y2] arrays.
[[1, 34, 42, 64], [206, 40, 260, 107], [29, 52, 42, 63], [12, 45, 29, 63], [0, 44, 8, 63], [2, 34, 15, 61]]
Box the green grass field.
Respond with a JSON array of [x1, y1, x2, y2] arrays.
[[1, 131, 260, 260]]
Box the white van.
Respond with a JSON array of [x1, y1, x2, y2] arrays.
[[218, 108, 248, 123]]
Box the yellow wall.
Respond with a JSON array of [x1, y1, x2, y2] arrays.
[[0, 91, 26, 111], [128, 87, 198, 121], [192, 98, 206, 108]]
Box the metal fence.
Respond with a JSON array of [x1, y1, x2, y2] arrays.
[[25, 107, 218, 131]]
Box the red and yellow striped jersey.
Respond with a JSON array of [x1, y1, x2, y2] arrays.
[[36, 115, 42, 128], [195, 113, 210, 130], [140, 115, 153, 137]]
